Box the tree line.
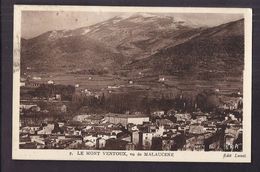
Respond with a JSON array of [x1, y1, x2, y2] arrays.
[[29, 84, 75, 101], [71, 89, 222, 115]]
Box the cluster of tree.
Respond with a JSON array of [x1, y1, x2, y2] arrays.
[[52, 122, 65, 134], [20, 115, 56, 126], [30, 84, 75, 101], [71, 89, 221, 115], [70, 68, 108, 75], [196, 89, 220, 112], [150, 133, 185, 150]]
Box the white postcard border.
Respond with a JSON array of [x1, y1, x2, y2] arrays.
[[12, 5, 252, 162]]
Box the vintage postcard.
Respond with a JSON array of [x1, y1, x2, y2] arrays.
[[13, 5, 252, 162]]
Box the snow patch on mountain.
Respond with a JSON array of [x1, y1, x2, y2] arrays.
[[111, 18, 122, 24], [173, 16, 202, 28], [48, 31, 61, 41], [82, 28, 91, 35]]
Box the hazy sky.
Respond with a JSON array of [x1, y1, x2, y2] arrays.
[[21, 11, 243, 39]]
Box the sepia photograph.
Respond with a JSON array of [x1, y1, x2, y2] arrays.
[[12, 5, 252, 162]]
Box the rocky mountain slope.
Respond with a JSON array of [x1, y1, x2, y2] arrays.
[[21, 14, 244, 81], [125, 19, 244, 80]]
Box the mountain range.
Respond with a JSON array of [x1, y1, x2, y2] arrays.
[[21, 13, 244, 81]]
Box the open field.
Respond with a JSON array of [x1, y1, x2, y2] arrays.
[[25, 70, 243, 100]]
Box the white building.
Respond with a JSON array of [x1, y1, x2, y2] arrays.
[[141, 132, 156, 150], [30, 135, 45, 145], [84, 89, 92, 96], [37, 124, 55, 135], [152, 111, 164, 118], [83, 135, 98, 143], [33, 76, 41, 80], [21, 126, 40, 134], [175, 113, 191, 122], [189, 124, 205, 134], [85, 141, 95, 148], [104, 113, 149, 127], [97, 138, 106, 149], [159, 77, 165, 82], [47, 80, 54, 84]]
